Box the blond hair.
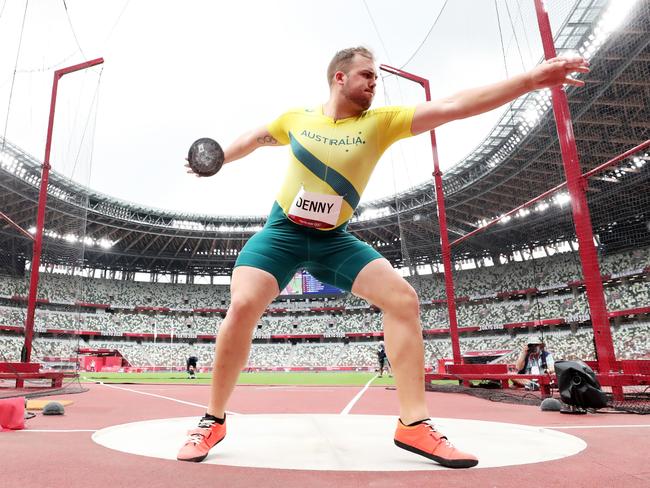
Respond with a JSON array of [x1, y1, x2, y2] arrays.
[[327, 47, 374, 86]]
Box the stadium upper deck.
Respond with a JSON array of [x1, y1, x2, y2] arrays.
[[0, 0, 648, 277]]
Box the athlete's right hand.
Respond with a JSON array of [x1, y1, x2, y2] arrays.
[[185, 159, 203, 178]]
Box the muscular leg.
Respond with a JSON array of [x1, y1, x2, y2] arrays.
[[352, 259, 428, 424], [207, 266, 279, 417]]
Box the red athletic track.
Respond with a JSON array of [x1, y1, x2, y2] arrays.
[[4, 382, 649, 488]]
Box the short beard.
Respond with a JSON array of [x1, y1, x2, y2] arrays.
[[342, 85, 372, 111]]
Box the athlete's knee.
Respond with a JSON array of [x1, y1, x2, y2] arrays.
[[385, 283, 420, 318], [227, 293, 267, 323]]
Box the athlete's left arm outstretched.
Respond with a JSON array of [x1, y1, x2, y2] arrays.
[[410, 55, 589, 135]]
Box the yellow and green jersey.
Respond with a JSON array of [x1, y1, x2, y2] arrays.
[[267, 105, 416, 230]]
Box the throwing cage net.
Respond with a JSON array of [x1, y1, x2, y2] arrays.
[[0, 60, 103, 398], [374, 0, 649, 411]]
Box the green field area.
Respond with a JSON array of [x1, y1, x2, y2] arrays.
[[81, 371, 401, 387]]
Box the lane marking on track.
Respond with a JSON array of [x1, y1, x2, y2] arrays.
[[541, 424, 650, 430], [340, 375, 378, 415], [96, 381, 239, 415], [20, 429, 97, 433], [254, 386, 340, 391]]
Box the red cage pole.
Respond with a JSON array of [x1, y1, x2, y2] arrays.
[[0, 210, 35, 241], [22, 58, 104, 363], [533, 0, 617, 374], [379, 64, 462, 365]]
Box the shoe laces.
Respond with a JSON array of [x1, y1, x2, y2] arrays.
[[422, 420, 454, 448], [186, 429, 207, 445], [186, 420, 215, 445]]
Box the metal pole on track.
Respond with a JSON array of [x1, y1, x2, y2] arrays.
[[532, 0, 618, 377], [379, 64, 462, 365], [22, 58, 104, 363]]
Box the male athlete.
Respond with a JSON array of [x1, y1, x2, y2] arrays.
[[178, 46, 588, 468]]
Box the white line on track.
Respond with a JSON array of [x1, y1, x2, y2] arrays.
[[340, 374, 378, 415], [541, 424, 650, 430], [254, 386, 339, 391], [20, 425, 649, 434], [21, 429, 97, 433], [96, 381, 239, 414]]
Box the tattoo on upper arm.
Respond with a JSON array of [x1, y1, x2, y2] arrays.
[[256, 135, 278, 145]]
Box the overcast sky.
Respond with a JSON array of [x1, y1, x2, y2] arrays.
[[0, 0, 574, 217]]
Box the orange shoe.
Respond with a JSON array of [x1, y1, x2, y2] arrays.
[[394, 419, 478, 468], [177, 417, 226, 462]]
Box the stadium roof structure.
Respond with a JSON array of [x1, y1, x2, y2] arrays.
[[1, 0, 649, 277]]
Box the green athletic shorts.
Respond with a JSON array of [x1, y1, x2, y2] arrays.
[[234, 202, 383, 292]]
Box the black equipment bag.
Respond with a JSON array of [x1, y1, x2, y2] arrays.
[[555, 360, 609, 409]]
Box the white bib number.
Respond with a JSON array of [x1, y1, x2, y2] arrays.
[[288, 188, 343, 229]]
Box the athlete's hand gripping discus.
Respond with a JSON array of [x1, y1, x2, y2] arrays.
[[187, 137, 224, 177]]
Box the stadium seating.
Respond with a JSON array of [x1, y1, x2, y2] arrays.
[[1, 245, 648, 369]]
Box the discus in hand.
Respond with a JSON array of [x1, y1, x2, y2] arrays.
[[187, 137, 224, 176]]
